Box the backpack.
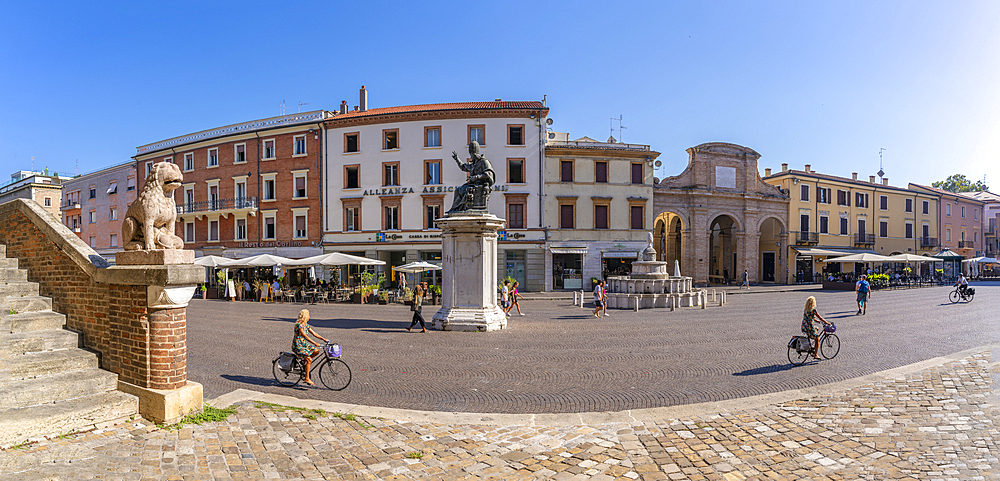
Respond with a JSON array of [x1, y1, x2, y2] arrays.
[[858, 281, 869, 295]]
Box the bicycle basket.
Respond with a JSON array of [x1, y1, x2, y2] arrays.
[[277, 352, 295, 371], [824, 323, 837, 333], [967, 287, 975, 296], [325, 343, 342, 358]]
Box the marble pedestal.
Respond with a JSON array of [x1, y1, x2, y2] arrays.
[[431, 214, 507, 332]]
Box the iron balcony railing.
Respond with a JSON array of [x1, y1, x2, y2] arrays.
[[958, 240, 975, 248], [176, 196, 258, 215], [795, 232, 819, 244], [920, 237, 938, 248], [854, 233, 875, 245]]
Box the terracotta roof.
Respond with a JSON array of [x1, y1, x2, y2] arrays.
[[765, 169, 928, 196], [908, 183, 988, 203], [329, 101, 546, 121]]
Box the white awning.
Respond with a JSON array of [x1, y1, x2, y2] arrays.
[[790, 246, 878, 257], [550, 247, 588, 255]]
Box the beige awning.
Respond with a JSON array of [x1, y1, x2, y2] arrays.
[[790, 246, 877, 257]]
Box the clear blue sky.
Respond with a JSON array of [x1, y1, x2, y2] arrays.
[[2, 1, 998, 189]]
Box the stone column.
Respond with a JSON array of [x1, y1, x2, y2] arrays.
[[431, 214, 507, 331], [115, 249, 203, 424]]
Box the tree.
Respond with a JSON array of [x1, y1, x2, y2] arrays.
[[932, 174, 989, 193]]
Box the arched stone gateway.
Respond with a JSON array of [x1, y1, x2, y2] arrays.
[[653, 143, 790, 285]]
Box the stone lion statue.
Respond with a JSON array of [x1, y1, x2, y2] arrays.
[[122, 162, 185, 251]]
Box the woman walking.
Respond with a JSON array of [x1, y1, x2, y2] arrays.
[[505, 281, 525, 316], [407, 284, 427, 332]]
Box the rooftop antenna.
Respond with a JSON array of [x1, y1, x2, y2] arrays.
[[280, 100, 285, 116], [297, 101, 308, 113], [877, 148, 886, 181], [31, 157, 35, 172], [610, 115, 626, 143]]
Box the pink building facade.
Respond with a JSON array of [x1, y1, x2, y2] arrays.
[[909, 183, 987, 258], [60, 162, 138, 263]]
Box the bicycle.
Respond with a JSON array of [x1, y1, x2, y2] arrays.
[[787, 323, 840, 366], [272, 341, 352, 390], [949, 286, 975, 303]]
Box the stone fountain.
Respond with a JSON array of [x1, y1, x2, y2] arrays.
[[605, 232, 703, 309]]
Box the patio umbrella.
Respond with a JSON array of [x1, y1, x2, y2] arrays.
[[883, 254, 935, 262], [392, 261, 443, 273], [964, 256, 999, 264], [193, 255, 235, 267], [285, 252, 385, 266], [819, 253, 892, 263], [228, 254, 296, 267]]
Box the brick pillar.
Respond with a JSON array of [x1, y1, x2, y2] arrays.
[[148, 307, 186, 390]]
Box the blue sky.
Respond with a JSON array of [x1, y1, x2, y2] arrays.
[[2, 1, 998, 189]]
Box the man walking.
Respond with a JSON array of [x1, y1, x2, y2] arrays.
[[741, 269, 750, 290], [855, 274, 870, 315]]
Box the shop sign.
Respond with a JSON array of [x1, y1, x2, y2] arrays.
[[363, 184, 510, 196], [498, 231, 527, 241], [603, 251, 638, 258], [238, 241, 303, 248]]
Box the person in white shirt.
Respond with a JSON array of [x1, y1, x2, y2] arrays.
[[593, 280, 605, 318]]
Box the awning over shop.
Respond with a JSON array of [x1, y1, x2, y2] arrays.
[[602, 251, 638, 258], [790, 246, 878, 257], [550, 247, 588, 255]]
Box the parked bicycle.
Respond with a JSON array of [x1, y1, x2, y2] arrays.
[[788, 323, 840, 365], [949, 286, 975, 303], [273, 341, 352, 390]]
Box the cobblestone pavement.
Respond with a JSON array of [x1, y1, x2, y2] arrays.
[[186, 285, 999, 413], [3, 347, 996, 480]]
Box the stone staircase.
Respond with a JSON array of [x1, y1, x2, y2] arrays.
[[0, 244, 137, 446]]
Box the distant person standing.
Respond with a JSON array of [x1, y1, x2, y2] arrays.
[[855, 274, 870, 315], [741, 269, 750, 290], [593, 280, 604, 318]]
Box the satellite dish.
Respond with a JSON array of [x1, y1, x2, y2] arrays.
[[546, 118, 553, 125], [654, 160, 662, 168], [547, 132, 555, 139]]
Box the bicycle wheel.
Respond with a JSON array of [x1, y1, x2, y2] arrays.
[[273, 357, 303, 387], [318, 358, 352, 391], [949, 290, 960, 303], [788, 343, 810, 366], [820, 334, 840, 359], [965, 291, 974, 302]]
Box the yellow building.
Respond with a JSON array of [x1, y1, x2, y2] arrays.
[[763, 165, 938, 283]]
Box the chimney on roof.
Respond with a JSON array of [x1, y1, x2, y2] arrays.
[[781, 163, 788, 172], [340, 100, 348, 115], [804, 164, 811, 173], [495, 98, 501, 101], [869, 175, 876, 183], [883, 177, 889, 186], [360, 85, 368, 112], [765, 168, 772, 176], [852, 172, 858, 180]]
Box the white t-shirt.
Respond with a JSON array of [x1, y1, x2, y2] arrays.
[[594, 285, 602, 301], [501, 285, 509, 302]]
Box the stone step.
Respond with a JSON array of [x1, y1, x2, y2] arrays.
[[0, 390, 137, 446], [0, 368, 119, 410], [4, 295, 52, 314], [3, 329, 80, 357], [0, 268, 28, 281], [5, 348, 98, 381], [0, 281, 40, 298], [6, 310, 67, 333], [0, 257, 17, 269]]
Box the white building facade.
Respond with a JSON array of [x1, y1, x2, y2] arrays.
[[322, 97, 549, 291]]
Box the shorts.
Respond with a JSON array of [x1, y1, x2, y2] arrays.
[[856, 292, 866, 303], [594, 299, 603, 308]]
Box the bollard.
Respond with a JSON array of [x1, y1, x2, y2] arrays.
[[701, 291, 706, 309], [574, 291, 579, 306], [580, 291, 585, 308], [670, 296, 675, 311], [711, 289, 716, 302], [634, 296, 639, 312]]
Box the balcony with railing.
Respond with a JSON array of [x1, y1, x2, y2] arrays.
[[854, 233, 875, 246], [920, 237, 938, 248], [958, 240, 975, 248], [61, 202, 81, 211], [795, 231, 819, 245], [175, 196, 258, 217]]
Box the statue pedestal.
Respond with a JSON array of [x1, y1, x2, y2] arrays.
[[431, 214, 507, 332]]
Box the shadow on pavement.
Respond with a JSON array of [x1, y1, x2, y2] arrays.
[[220, 374, 290, 388], [732, 362, 809, 376]]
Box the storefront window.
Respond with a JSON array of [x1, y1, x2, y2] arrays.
[[601, 256, 633, 280], [506, 250, 526, 288], [552, 254, 582, 290]]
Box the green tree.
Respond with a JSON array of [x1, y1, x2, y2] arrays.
[[931, 174, 988, 193]]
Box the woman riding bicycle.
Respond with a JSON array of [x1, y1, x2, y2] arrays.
[[292, 309, 328, 385], [801, 296, 832, 360]]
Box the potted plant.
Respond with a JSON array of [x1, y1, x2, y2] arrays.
[[429, 284, 441, 305], [357, 271, 377, 304], [377, 290, 389, 305], [199, 284, 207, 299]]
